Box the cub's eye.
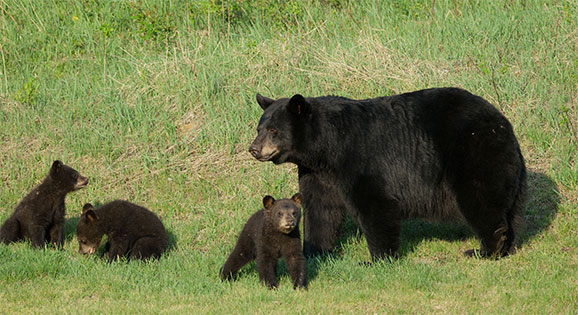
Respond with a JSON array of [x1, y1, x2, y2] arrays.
[[267, 128, 278, 134], [80, 239, 86, 244], [278, 212, 283, 217], [72, 173, 78, 180]]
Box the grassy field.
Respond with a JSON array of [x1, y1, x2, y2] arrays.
[[0, 0, 577, 313]]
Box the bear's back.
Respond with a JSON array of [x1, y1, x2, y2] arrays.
[[96, 200, 167, 238]]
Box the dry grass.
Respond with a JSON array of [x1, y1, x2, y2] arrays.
[[0, 0, 576, 313]]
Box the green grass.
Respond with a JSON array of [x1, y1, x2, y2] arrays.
[[1, 0, 577, 313]]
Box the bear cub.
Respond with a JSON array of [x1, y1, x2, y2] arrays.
[[0, 160, 88, 248], [220, 193, 306, 289], [76, 200, 168, 261]]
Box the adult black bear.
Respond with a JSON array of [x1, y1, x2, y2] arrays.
[[76, 200, 168, 261], [249, 88, 526, 261], [0, 160, 88, 248], [220, 194, 306, 289]]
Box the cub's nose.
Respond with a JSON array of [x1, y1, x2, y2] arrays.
[[249, 145, 260, 158]]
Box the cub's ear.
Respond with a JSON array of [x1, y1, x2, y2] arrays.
[[256, 94, 275, 110], [84, 209, 99, 223], [291, 193, 302, 206], [50, 160, 63, 174], [82, 203, 94, 214], [263, 195, 276, 210], [288, 94, 310, 117]]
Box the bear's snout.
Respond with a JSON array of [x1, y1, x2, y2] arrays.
[[79, 244, 95, 255], [249, 144, 261, 159], [75, 176, 89, 190]]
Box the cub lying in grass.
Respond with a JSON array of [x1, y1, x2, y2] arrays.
[[76, 200, 168, 261]]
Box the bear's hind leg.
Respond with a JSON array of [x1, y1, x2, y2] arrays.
[[463, 221, 513, 258], [0, 216, 22, 244], [458, 185, 522, 258], [455, 122, 526, 258], [220, 234, 256, 280], [130, 236, 168, 260]]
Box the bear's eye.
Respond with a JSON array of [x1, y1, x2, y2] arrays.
[[278, 212, 283, 217], [267, 127, 278, 134], [80, 239, 86, 244], [72, 173, 78, 180]]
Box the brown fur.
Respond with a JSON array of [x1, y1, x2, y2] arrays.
[[76, 200, 168, 261], [220, 194, 306, 289], [0, 160, 88, 248]]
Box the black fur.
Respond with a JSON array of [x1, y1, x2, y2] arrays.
[[250, 87, 526, 261], [76, 200, 168, 261], [0, 160, 88, 248], [220, 194, 306, 289]]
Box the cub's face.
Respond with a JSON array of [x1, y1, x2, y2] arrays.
[[249, 94, 310, 165], [49, 160, 89, 192], [263, 193, 302, 234], [75, 204, 102, 255]]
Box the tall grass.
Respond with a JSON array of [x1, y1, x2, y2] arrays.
[[0, 0, 577, 313]]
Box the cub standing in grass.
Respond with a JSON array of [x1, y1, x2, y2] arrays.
[[76, 200, 168, 261], [0, 160, 88, 248], [220, 194, 306, 289]]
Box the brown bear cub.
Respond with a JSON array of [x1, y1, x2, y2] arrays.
[[0, 160, 88, 248], [76, 200, 168, 261], [220, 193, 306, 289]]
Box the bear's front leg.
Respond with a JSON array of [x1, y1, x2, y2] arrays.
[[48, 222, 64, 249], [106, 239, 129, 262], [256, 252, 278, 289], [285, 250, 307, 289], [299, 167, 347, 257], [28, 223, 47, 248]]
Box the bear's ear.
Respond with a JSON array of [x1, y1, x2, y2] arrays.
[[291, 193, 302, 206], [82, 203, 94, 214], [256, 94, 275, 110], [288, 94, 310, 117], [84, 209, 99, 223], [263, 195, 275, 210], [50, 160, 63, 174]]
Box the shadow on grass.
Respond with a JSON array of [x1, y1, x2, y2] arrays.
[[517, 170, 560, 245], [305, 171, 560, 281]]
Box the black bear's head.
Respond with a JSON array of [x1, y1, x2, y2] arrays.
[[76, 203, 103, 255], [49, 160, 89, 192], [249, 94, 311, 165], [263, 193, 302, 234]]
